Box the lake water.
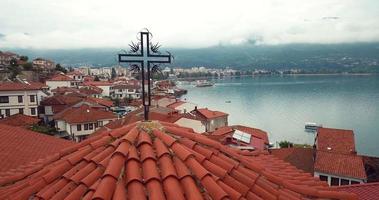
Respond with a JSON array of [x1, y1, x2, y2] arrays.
[[180, 75, 379, 157]]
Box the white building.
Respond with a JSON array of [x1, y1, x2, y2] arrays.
[[167, 101, 197, 114], [46, 74, 79, 90], [110, 84, 141, 99], [66, 71, 85, 82], [0, 82, 46, 118], [80, 81, 113, 97], [53, 104, 117, 141]]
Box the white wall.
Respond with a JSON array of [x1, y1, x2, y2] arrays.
[[175, 118, 205, 133], [46, 81, 72, 90], [0, 90, 40, 117], [314, 171, 366, 186]]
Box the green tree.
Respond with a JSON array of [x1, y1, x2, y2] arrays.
[[279, 140, 294, 148], [22, 62, 33, 70], [55, 63, 67, 73], [111, 68, 117, 79], [20, 56, 28, 62], [7, 58, 21, 80]]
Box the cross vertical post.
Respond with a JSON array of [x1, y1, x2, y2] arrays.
[[118, 30, 172, 121]]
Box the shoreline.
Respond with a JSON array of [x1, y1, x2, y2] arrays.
[[175, 73, 378, 81]]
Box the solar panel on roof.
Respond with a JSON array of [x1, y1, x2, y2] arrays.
[[232, 130, 251, 143]]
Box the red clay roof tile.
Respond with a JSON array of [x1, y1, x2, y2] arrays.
[[0, 81, 46, 91], [335, 182, 379, 200], [0, 121, 359, 200], [0, 114, 40, 127], [53, 104, 117, 123], [316, 127, 356, 154]]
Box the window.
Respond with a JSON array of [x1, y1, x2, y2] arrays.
[[5, 109, 10, 117], [95, 122, 98, 128], [232, 130, 252, 143], [84, 124, 89, 130], [18, 95, 23, 103], [89, 123, 93, 130], [77, 124, 82, 131], [98, 121, 103, 127], [0, 96, 9, 103], [319, 175, 328, 182], [19, 108, 24, 114], [331, 177, 339, 186], [30, 108, 36, 115], [351, 180, 360, 185], [30, 95, 35, 103], [341, 179, 349, 185]]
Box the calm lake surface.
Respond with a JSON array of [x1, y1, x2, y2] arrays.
[[180, 75, 379, 157]]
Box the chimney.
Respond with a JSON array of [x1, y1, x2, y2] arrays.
[[194, 106, 197, 111]]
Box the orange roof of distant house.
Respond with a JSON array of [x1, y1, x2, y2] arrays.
[[47, 74, 74, 81], [0, 114, 40, 127], [85, 97, 113, 107], [335, 182, 379, 200], [0, 121, 358, 199], [167, 101, 185, 109], [66, 71, 83, 76], [51, 86, 80, 94], [233, 125, 269, 144], [195, 108, 228, 119], [315, 151, 367, 179], [0, 124, 74, 174], [79, 86, 103, 95], [316, 128, 356, 154], [81, 81, 113, 86], [54, 104, 117, 124], [0, 82, 46, 91], [271, 147, 315, 174]]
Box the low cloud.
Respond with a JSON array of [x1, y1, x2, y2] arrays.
[[0, 0, 378, 49]]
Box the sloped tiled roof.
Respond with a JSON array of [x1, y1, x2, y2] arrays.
[[314, 151, 367, 180], [271, 147, 315, 174], [84, 97, 113, 108], [54, 104, 117, 124], [0, 82, 46, 91], [167, 101, 185, 109], [335, 182, 379, 200], [47, 74, 74, 81], [195, 108, 228, 119], [0, 121, 358, 199], [0, 114, 40, 127], [0, 124, 74, 174], [316, 128, 356, 154]]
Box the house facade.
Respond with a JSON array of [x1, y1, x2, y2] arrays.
[[190, 107, 228, 132], [32, 58, 55, 70], [53, 104, 117, 141], [0, 51, 19, 70], [46, 74, 79, 90], [314, 127, 367, 186], [110, 84, 141, 99], [0, 82, 46, 118]]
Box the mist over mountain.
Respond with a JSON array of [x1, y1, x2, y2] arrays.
[[5, 43, 379, 72]]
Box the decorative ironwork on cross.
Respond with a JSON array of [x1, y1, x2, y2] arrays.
[[118, 29, 172, 121]]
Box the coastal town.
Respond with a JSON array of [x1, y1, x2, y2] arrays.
[[0, 49, 378, 199]]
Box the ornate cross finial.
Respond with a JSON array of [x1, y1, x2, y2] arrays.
[[118, 30, 172, 121]]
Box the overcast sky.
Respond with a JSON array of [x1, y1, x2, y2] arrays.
[[0, 0, 379, 49]]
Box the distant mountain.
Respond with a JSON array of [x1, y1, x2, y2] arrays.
[[5, 43, 379, 72]]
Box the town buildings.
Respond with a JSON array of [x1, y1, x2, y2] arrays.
[[0, 51, 19, 71], [53, 104, 117, 141], [190, 107, 228, 132], [32, 58, 55, 71], [46, 73, 80, 90], [110, 84, 141, 99], [0, 82, 47, 118], [314, 128, 367, 186]]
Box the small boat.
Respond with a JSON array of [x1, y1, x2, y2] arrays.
[[195, 80, 214, 87], [225, 100, 231, 103], [305, 122, 322, 131]]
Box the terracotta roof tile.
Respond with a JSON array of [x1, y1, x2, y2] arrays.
[[53, 104, 117, 124], [0, 82, 46, 91], [195, 108, 228, 119], [48, 74, 74, 81], [314, 151, 367, 179], [335, 182, 379, 200], [0, 114, 40, 127], [0, 124, 74, 174], [317, 127, 356, 154], [0, 121, 359, 199], [271, 147, 315, 174], [167, 101, 185, 109]]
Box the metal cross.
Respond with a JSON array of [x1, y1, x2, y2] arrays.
[[118, 30, 171, 121]]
